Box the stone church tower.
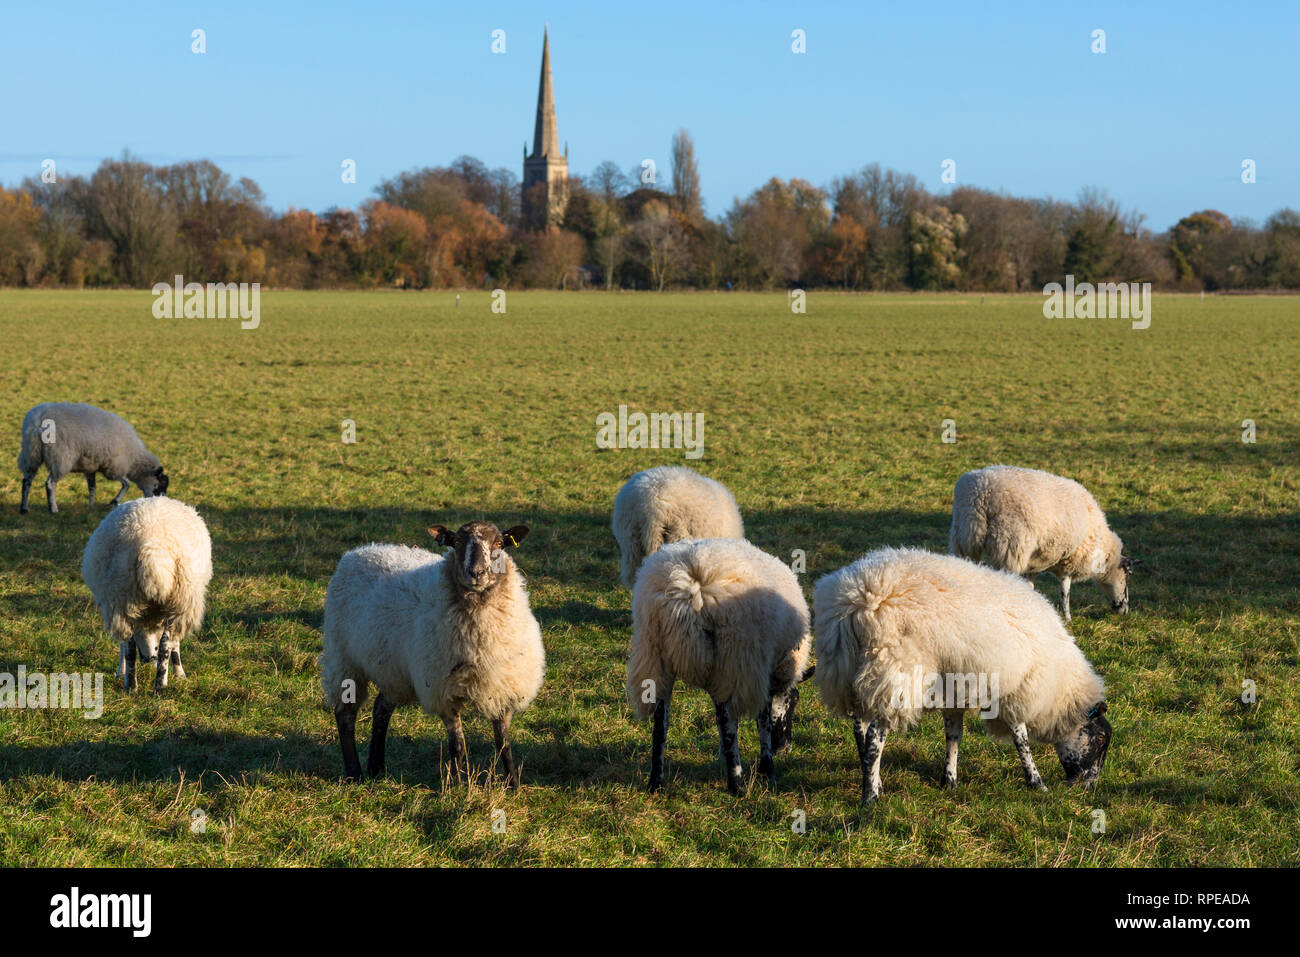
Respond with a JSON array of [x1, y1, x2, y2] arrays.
[[522, 27, 568, 230]]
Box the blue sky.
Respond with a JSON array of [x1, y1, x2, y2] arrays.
[[2, 0, 1296, 231]]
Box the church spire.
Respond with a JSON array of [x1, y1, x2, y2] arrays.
[[531, 26, 560, 158]]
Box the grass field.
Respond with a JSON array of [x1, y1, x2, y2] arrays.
[[0, 289, 1296, 867]]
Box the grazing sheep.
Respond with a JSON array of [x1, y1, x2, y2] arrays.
[[612, 466, 744, 588], [627, 538, 814, 794], [18, 402, 169, 514], [319, 521, 545, 786], [81, 496, 212, 693], [949, 464, 1137, 621], [814, 548, 1112, 803]]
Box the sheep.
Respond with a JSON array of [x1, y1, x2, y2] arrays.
[[18, 402, 169, 514], [612, 466, 744, 589], [319, 521, 545, 786], [949, 464, 1138, 622], [80, 496, 212, 693], [626, 537, 814, 794], [814, 547, 1112, 803]]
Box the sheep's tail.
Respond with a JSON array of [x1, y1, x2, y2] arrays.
[[626, 559, 718, 719], [17, 413, 44, 475], [134, 541, 177, 605]]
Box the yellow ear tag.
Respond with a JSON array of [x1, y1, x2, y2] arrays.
[[506, 534, 518, 548]]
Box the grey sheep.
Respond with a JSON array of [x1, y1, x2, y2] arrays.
[[17, 403, 169, 514]]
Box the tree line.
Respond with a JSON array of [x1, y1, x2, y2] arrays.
[[2, 134, 1297, 291]]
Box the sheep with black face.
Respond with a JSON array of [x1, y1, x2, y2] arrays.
[[18, 402, 169, 514], [627, 537, 814, 795], [949, 464, 1139, 621], [814, 548, 1112, 803], [319, 521, 545, 786]]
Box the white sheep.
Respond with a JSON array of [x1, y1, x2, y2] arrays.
[[319, 521, 545, 785], [612, 466, 744, 588], [18, 402, 169, 514], [814, 548, 1112, 803], [949, 464, 1137, 621], [626, 537, 813, 794], [81, 496, 212, 693]]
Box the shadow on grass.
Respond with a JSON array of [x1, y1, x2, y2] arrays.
[[7, 503, 1295, 610]]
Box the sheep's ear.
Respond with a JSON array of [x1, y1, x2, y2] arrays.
[[799, 665, 816, 683], [1087, 702, 1108, 720], [428, 525, 454, 546], [154, 465, 165, 477], [501, 525, 529, 548]]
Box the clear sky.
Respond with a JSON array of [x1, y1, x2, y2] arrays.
[[2, 0, 1295, 231]]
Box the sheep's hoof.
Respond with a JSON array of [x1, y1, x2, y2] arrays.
[[647, 776, 663, 794], [1027, 778, 1047, 792], [941, 774, 957, 790], [861, 791, 881, 806], [18, 505, 28, 514]]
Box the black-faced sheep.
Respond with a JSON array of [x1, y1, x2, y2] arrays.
[[814, 548, 1112, 803], [319, 521, 545, 786], [949, 464, 1138, 621], [627, 538, 814, 794], [81, 496, 212, 692], [18, 402, 169, 514], [612, 466, 744, 588]]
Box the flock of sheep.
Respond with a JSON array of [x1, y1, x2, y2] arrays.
[[20, 402, 1136, 803]]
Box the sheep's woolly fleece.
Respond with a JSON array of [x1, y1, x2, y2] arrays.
[[814, 547, 1104, 744], [949, 464, 1123, 581], [320, 544, 545, 722], [627, 537, 811, 721], [80, 496, 212, 657], [612, 466, 744, 588], [19, 402, 162, 484]]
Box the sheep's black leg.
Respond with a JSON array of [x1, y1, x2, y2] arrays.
[[769, 678, 800, 754], [366, 693, 394, 778], [942, 711, 963, 789], [86, 473, 96, 506], [648, 682, 673, 793], [170, 645, 185, 680], [335, 703, 363, 781], [20, 471, 35, 513], [1011, 722, 1047, 791], [756, 700, 776, 786], [123, 640, 139, 692], [714, 699, 743, 795], [445, 713, 469, 779], [154, 626, 172, 692], [1060, 577, 1072, 623], [109, 478, 129, 507], [45, 474, 59, 513], [857, 718, 887, 804], [492, 714, 518, 788]]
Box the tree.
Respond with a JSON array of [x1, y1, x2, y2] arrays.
[[906, 206, 968, 289], [79, 153, 178, 286], [670, 129, 703, 221], [363, 200, 430, 287], [522, 229, 585, 288], [727, 178, 828, 288], [628, 200, 689, 291]]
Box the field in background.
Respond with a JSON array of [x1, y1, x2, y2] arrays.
[[0, 289, 1296, 866]]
